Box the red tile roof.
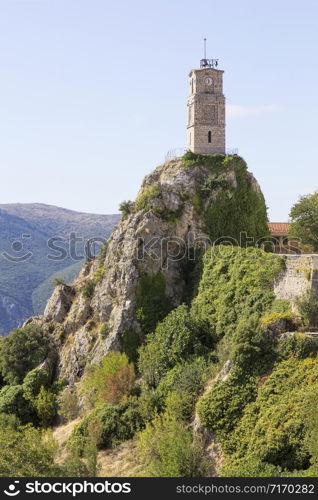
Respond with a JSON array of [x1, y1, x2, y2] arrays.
[[268, 222, 291, 236]]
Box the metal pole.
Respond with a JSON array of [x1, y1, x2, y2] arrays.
[[204, 38, 206, 59]]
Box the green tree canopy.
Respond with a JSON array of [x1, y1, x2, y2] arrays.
[[0, 325, 49, 385], [289, 192, 318, 251]]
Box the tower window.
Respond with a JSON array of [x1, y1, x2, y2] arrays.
[[208, 131, 212, 143], [191, 79, 194, 94]]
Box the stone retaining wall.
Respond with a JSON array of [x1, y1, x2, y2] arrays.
[[274, 255, 318, 307]]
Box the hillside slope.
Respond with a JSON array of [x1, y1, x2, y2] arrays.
[[1, 153, 318, 478], [27, 153, 268, 381], [0, 204, 120, 334]]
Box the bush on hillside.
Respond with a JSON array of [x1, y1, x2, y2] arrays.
[[182, 153, 269, 243], [0, 420, 61, 477], [0, 385, 35, 424], [82, 279, 96, 299], [135, 272, 170, 335], [191, 246, 285, 341], [296, 289, 318, 327], [0, 324, 49, 385], [138, 304, 215, 387], [119, 200, 134, 217], [79, 352, 135, 408], [68, 399, 144, 455], [278, 332, 318, 360], [34, 386, 58, 428], [197, 368, 258, 444], [137, 413, 210, 477], [22, 368, 51, 400], [58, 387, 80, 423], [220, 358, 318, 474], [230, 315, 277, 374], [53, 277, 66, 286]]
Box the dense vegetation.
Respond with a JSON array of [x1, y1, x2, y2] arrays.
[[1, 157, 318, 478], [182, 152, 269, 244], [289, 191, 318, 251], [1, 241, 318, 477]]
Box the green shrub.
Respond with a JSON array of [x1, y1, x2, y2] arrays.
[[0, 385, 35, 424], [270, 299, 292, 314], [278, 332, 318, 360], [182, 153, 269, 243], [261, 311, 297, 328], [191, 246, 285, 341], [121, 327, 141, 363], [94, 265, 106, 285], [221, 358, 318, 474], [221, 458, 281, 477], [0, 424, 61, 477], [98, 242, 108, 263], [68, 399, 144, 454], [79, 352, 135, 408], [99, 322, 110, 339], [305, 393, 318, 475], [135, 184, 162, 212], [135, 272, 170, 335], [0, 325, 49, 385], [58, 386, 80, 423], [53, 277, 66, 286], [82, 279, 96, 299], [230, 316, 277, 374], [138, 305, 215, 387], [137, 413, 210, 477], [197, 368, 258, 442], [22, 368, 51, 400], [296, 290, 318, 327], [156, 357, 210, 402], [119, 200, 134, 217], [164, 391, 194, 421], [182, 150, 225, 170], [34, 386, 58, 428]]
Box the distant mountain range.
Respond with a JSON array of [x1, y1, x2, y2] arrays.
[[0, 203, 120, 335]]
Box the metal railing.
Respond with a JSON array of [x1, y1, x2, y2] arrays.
[[164, 147, 239, 162]]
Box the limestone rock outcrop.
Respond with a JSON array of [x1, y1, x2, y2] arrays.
[[26, 155, 266, 382]]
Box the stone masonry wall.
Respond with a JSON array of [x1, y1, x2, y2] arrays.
[[274, 255, 318, 308]]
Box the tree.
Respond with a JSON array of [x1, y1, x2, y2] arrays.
[[138, 305, 215, 387], [79, 352, 135, 408], [0, 417, 61, 477], [0, 325, 49, 385], [296, 290, 318, 327], [119, 200, 134, 217], [34, 386, 58, 428], [289, 192, 318, 251], [137, 413, 209, 477]]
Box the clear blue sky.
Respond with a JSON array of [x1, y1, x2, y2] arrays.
[[0, 0, 317, 220]]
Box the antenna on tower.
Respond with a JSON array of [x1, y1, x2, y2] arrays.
[[200, 37, 219, 69]]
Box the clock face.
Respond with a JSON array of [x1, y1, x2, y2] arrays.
[[205, 77, 213, 86]]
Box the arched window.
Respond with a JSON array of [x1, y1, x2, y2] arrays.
[[208, 131, 212, 143], [191, 79, 194, 94]]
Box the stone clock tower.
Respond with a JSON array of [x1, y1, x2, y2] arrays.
[[187, 51, 225, 154]]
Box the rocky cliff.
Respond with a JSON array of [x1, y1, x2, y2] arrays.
[[26, 153, 269, 382]]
